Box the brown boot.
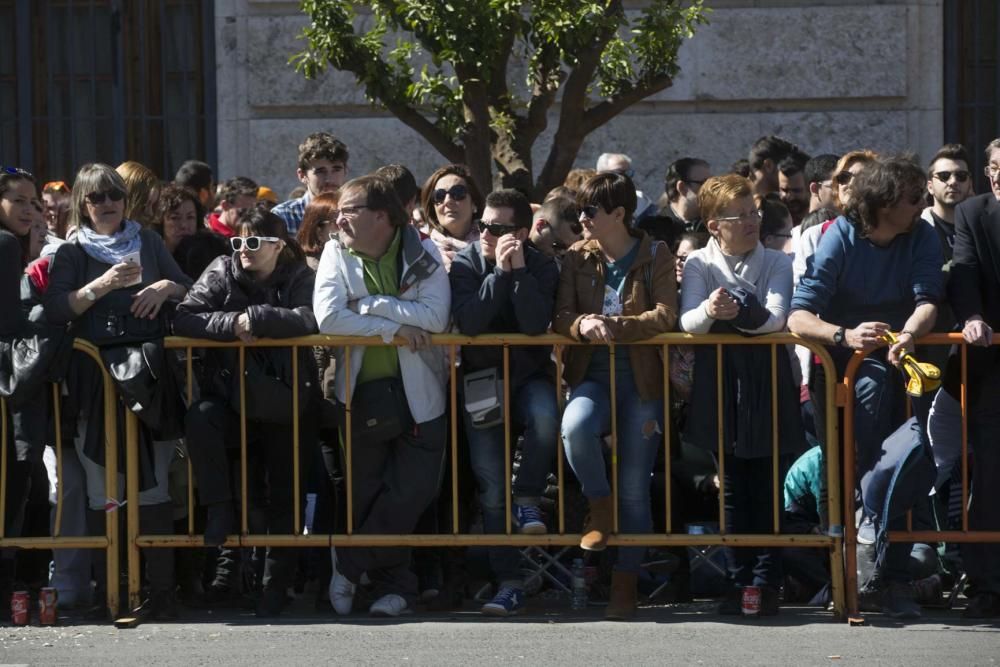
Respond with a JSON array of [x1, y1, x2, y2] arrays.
[[580, 496, 614, 551], [605, 570, 638, 620]]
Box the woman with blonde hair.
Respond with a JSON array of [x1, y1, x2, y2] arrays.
[[116, 161, 161, 227]]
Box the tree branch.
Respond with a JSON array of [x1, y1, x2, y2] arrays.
[[581, 73, 674, 133]]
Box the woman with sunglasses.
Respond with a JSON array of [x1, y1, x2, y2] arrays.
[[554, 172, 678, 620], [419, 164, 485, 272], [174, 207, 317, 617], [679, 174, 803, 617]]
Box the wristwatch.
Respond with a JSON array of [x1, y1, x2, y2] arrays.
[[832, 326, 846, 347], [81, 285, 97, 302]]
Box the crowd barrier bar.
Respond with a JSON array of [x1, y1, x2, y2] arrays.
[[841, 333, 1000, 619], [123, 333, 844, 620], [0, 339, 122, 618]]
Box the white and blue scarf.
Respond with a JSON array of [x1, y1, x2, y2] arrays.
[[76, 219, 143, 265]]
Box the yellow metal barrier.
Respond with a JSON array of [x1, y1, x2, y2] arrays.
[[122, 332, 845, 619], [0, 339, 122, 618]]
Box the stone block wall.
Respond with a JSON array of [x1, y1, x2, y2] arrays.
[[216, 0, 943, 201]]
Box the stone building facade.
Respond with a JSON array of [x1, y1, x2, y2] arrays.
[[222, 0, 943, 199]]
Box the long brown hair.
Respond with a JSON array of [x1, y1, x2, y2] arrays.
[[0, 168, 37, 267], [297, 191, 339, 255]]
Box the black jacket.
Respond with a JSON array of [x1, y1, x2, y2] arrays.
[[0, 230, 27, 337], [450, 240, 558, 388]]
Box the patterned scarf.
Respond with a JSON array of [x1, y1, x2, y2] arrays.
[[76, 219, 143, 265]]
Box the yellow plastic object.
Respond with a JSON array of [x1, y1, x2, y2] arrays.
[[882, 332, 941, 396]]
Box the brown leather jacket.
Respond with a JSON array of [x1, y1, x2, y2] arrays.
[[553, 233, 678, 400]]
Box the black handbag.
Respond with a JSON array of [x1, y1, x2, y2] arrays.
[[346, 376, 411, 443], [227, 347, 313, 425], [80, 288, 166, 346], [0, 324, 73, 406]]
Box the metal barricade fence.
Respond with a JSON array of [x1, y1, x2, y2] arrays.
[[841, 333, 1000, 619], [0, 339, 122, 618], [121, 332, 845, 619]]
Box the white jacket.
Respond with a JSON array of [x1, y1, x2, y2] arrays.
[[313, 225, 451, 424]]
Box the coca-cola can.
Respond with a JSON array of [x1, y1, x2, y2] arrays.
[[10, 590, 30, 626], [741, 585, 762, 617], [39, 588, 58, 626]]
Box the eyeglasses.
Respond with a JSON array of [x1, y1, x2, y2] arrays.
[[835, 171, 856, 186], [477, 220, 518, 237], [933, 170, 970, 183], [676, 255, 689, 265], [43, 180, 69, 192], [818, 180, 833, 190], [337, 205, 369, 219], [230, 236, 280, 252], [432, 184, 468, 204], [985, 164, 1000, 177], [714, 209, 762, 224], [85, 189, 126, 205], [580, 204, 602, 219], [1, 166, 33, 178]]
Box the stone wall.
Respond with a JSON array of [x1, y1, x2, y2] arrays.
[[216, 0, 943, 201]]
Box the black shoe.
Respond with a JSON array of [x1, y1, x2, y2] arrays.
[[759, 586, 780, 616], [718, 588, 742, 615], [963, 592, 1000, 619], [255, 588, 289, 618], [204, 504, 234, 548], [132, 590, 179, 621]]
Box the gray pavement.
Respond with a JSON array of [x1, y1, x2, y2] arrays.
[[2, 600, 999, 666]]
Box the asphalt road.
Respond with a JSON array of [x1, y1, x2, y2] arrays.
[[2, 601, 999, 666]]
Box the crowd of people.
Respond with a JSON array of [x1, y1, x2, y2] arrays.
[[2, 130, 1000, 624]]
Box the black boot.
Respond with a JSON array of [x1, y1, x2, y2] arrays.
[[85, 509, 109, 620], [132, 503, 178, 621], [204, 502, 234, 548]]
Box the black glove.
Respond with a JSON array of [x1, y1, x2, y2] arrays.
[[728, 287, 770, 330]]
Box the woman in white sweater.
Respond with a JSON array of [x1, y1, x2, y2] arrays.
[[679, 174, 805, 617]]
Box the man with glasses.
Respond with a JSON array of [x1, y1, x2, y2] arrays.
[[643, 157, 710, 245], [313, 175, 450, 618], [449, 188, 560, 616], [529, 195, 583, 261], [986, 138, 1000, 201]]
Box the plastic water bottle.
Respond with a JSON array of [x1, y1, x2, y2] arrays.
[[570, 558, 588, 610]]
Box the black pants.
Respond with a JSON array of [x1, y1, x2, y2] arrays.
[[964, 369, 1000, 595], [185, 398, 314, 592], [336, 414, 447, 603], [723, 456, 791, 589]]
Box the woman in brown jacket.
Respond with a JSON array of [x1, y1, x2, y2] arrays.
[[555, 172, 678, 619]]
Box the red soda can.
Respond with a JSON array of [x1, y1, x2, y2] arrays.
[[741, 585, 761, 617], [10, 590, 30, 625], [39, 588, 58, 626]]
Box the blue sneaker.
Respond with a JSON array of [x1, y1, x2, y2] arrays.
[[514, 504, 547, 535], [481, 587, 525, 616]]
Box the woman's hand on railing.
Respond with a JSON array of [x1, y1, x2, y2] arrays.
[[234, 312, 256, 344], [130, 280, 173, 319], [579, 315, 614, 343]]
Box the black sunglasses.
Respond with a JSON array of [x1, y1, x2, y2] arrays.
[[933, 170, 970, 183], [433, 184, 468, 204], [85, 189, 126, 205], [477, 219, 518, 237], [580, 204, 602, 219]]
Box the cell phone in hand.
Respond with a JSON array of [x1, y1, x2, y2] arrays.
[[121, 250, 143, 287]]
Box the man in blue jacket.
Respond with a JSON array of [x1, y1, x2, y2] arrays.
[[450, 188, 560, 616]]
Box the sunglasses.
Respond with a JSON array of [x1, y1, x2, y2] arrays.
[[85, 189, 125, 205], [230, 236, 280, 252], [477, 220, 518, 237], [932, 170, 970, 183], [432, 184, 468, 205], [580, 204, 602, 219], [1, 166, 33, 178], [834, 171, 856, 186]]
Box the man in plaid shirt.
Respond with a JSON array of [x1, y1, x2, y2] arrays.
[[273, 132, 350, 234]]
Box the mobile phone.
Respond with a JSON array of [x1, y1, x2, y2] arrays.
[[121, 250, 142, 287]]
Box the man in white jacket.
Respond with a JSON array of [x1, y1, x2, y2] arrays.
[[313, 175, 451, 617]]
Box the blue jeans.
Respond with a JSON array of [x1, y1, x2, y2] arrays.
[[464, 377, 560, 586], [561, 372, 663, 573]]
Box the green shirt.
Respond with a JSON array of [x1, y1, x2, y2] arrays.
[[350, 229, 402, 384]]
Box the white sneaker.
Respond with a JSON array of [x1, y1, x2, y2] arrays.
[[369, 593, 412, 617], [329, 567, 356, 616]]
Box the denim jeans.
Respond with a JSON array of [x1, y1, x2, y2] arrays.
[[561, 371, 663, 573], [464, 377, 559, 586]]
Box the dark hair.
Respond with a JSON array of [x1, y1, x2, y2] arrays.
[[297, 191, 340, 255], [297, 132, 349, 170], [673, 232, 706, 253], [757, 193, 791, 239], [234, 207, 305, 265], [804, 154, 840, 187], [174, 160, 213, 191], [730, 159, 750, 178], [344, 175, 408, 228], [154, 184, 205, 235], [374, 164, 419, 208], [800, 207, 839, 231], [172, 232, 229, 281], [218, 176, 258, 206], [749, 135, 797, 173], [844, 155, 925, 236], [927, 143, 971, 176], [664, 157, 710, 202], [0, 168, 37, 267], [484, 189, 534, 229], [778, 150, 810, 178], [535, 195, 580, 231], [578, 172, 638, 233], [419, 164, 485, 237]]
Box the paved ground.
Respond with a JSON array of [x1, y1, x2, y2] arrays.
[[2, 598, 999, 666]]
